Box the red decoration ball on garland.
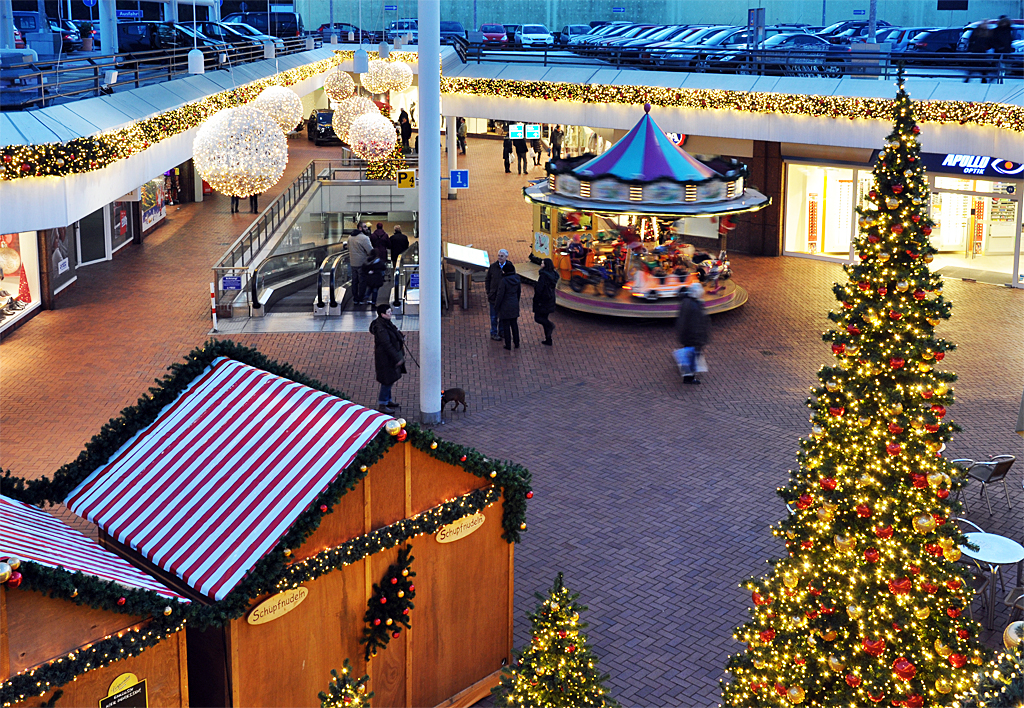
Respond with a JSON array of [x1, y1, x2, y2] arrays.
[[396, 429, 407, 442], [409, 585, 415, 592], [820, 477, 837, 490], [832, 342, 847, 354], [912, 126, 921, 134], [886, 442, 902, 456], [845, 675, 861, 688], [893, 657, 916, 680], [913, 290, 926, 301], [117, 597, 126, 606], [934, 351, 945, 361], [947, 607, 961, 619], [877, 286, 887, 296], [760, 629, 776, 643], [374, 618, 382, 626], [6, 571, 21, 588], [320, 504, 328, 513], [391, 577, 398, 584], [948, 654, 967, 668], [892, 184, 904, 194], [890, 357, 905, 369], [392, 631, 401, 638], [891, 224, 904, 234], [865, 548, 880, 563], [20, 163, 31, 172], [888, 423, 904, 434], [938, 489, 950, 499], [796, 494, 813, 509], [380, 597, 387, 604], [526, 491, 534, 499], [403, 608, 410, 615], [460, 455, 467, 462], [922, 226, 932, 235], [856, 504, 872, 518]]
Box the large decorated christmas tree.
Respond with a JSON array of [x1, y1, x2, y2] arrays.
[[721, 73, 988, 707]]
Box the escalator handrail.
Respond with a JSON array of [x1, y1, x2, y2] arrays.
[[251, 242, 344, 310], [329, 249, 349, 308], [316, 254, 335, 308]]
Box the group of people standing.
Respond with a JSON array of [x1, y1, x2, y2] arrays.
[[348, 221, 410, 306], [502, 125, 564, 175], [965, 16, 1015, 83], [485, 249, 559, 349]]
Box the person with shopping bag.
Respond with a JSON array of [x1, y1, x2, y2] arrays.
[[674, 276, 709, 385]]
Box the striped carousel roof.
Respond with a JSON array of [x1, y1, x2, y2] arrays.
[[0, 495, 189, 602], [573, 105, 717, 183], [66, 357, 393, 601]]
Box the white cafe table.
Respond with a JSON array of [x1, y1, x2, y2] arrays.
[[960, 532, 1024, 629]]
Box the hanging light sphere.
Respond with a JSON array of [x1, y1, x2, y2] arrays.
[[387, 61, 414, 92], [361, 59, 393, 94], [348, 112, 398, 161], [332, 96, 379, 143], [0, 247, 21, 275], [251, 85, 303, 133], [193, 106, 288, 198], [323, 69, 356, 103]]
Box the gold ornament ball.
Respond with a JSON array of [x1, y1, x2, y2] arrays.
[[401, 568, 409, 576], [918, 362, 932, 372], [164, 606, 173, 616], [825, 381, 839, 392], [858, 416, 871, 427], [935, 677, 952, 694], [323, 69, 356, 102], [752, 657, 765, 669], [827, 655, 845, 672], [914, 606, 930, 620], [845, 344, 860, 355], [782, 571, 799, 589], [878, 252, 891, 262], [332, 96, 379, 144], [397, 418, 407, 428], [890, 403, 904, 415], [787, 686, 805, 704], [386, 617, 393, 625], [6, 556, 20, 571], [387, 61, 414, 92], [810, 424, 824, 438], [934, 638, 952, 657], [912, 513, 937, 533], [193, 106, 288, 198], [520, 522, 527, 530], [896, 280, 909, 292], [944, 546, 962, 562], [252, 85, 304, 133], [821, 630, 837, 641], [935, 383, 948, 395], [348, 112, 398, 161], [834, 534, 855, 552], [430, 441, 438, 449], [397, 590, 404, 598], [0, 561, 10, 584], [927, 471, 945, 487], [1003, 621, 1024, 650], [385, 420, 402, 436], [0, 247, 22, 276], [847, 604, 863, 620], [911, 419, 925, 430], [923, 254, 934, 263]]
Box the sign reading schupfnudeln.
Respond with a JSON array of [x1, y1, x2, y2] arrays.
[[436, 513, 486, 544], [246, 586, 309, 625], [99, 678, 147, 708]]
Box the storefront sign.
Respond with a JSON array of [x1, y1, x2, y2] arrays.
[[436, 512, 485, 544], [100, 677, 146, 708], [247, 587, 308, 625], [871, 151, 1024, 179], [116, 9, 143, 18]]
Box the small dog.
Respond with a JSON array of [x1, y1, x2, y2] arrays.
[[441, 388, 467, 412]]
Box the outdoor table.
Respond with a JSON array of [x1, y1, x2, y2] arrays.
[[960, 532, 1024, 629]]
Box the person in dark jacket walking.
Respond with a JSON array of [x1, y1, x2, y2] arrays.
[[370, 223, 390, 260], [503, 135, 513, 173], [550, 125, 563, 160], [494, 266, 522, 350], [513, 136, 529, 174], [485, 248, 515, 340], [389, 226, 410, 269], [362, 253, 387, 306], [369, 304, 406, 410], [398, 109, 412, 151], [965, 23, 992, 82], [675, 279, 709, 384], [532, 258, 558, 345]]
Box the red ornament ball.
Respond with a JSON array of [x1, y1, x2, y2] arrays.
[[392, 631, 401, 638], [6, 571, 22, 588], [403, 608, 410, 615], [396, 429, 407, 442], [820, 477, 837, 491], [912, 215, 921, 223], [380, 597, 387, 604], [893, 657, 916, 681], [320, 504, 328, 513], [892, 223, 904, 234], [526, 491, 534, 499], [890, 357, 905, 369], [374, 618, 382, 626], [938, 489, 950, 499], [845, 674, 861, 688], [862, 637, 886, 656], [117, 596, 126, 606], [856, 504, 872, 518], [922, 226, 932, 235], [875, 525, 893, 539], [958, 629, 969, 639], [889, 310, 902, 320], [760, 629, 776, 643], [934, 351, 945, 361], [391, 577, 398, 584], [877, 286, 888, 296], [931, 404, 947, 417], [892, 184, 904, 194], [865, 548, 880, 563], [948, 654, 967, 668], [796, 494, 813, 510], [886, 442, 902, 456], [947, 607, 961, 619], [832, 342, 847, 354], [912, 126, 921, 134], [888, 423, 904, 434], [905, 695, 924, 708], [913, 290, 926, 301], [460, 455, 467, 462], [409, 585, 415, 592], [829, 406, 844, 417]]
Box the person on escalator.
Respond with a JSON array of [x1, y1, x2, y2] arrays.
[[362, 253, 387, 307], [349, 224, 374, 305], [389, 226, 410, 269]]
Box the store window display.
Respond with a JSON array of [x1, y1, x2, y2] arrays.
[[784, 164, 857, 258], [0, 232, 41, 330], [109, 201, 134, 252]]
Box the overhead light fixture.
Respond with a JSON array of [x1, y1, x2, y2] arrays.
[[378, 41, 390, 58], [188, 48, 205, 75], [353, 46, 370, 74]]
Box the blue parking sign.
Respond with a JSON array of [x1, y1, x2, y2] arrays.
[[450, 169, 469, 189], [83, 0, 97, 7]]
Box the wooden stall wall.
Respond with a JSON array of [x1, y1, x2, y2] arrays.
[[11, 629, 188, 708]]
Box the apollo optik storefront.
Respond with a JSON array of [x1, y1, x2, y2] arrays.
[[783, 150, 1023, 287]]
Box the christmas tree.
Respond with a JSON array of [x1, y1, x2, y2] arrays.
[[494, 573, 618, 708], [959, 642, 1024, 707], [721, 72, 987, 707], [318, 659, 372, 708]]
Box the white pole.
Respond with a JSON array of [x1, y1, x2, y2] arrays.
[[446, 116, 457, 200], [210, 282, 219, 332], [99, 0, 117, 53], [418, 0, 441, 425]]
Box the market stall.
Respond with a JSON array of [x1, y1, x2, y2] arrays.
[[59, 343, 530, 708], [0, 495, 190, 708], [523, 105, 770, 317]]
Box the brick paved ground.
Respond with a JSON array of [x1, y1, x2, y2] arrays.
[[2, 136, 1022, 706]]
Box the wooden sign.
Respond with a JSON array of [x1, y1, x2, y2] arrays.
[[100, 678, 147, 708], [436, 512, 485, 544], [247, 587, 309, 625]]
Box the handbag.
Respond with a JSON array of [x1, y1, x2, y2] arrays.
[[695, 351, 709, 373]]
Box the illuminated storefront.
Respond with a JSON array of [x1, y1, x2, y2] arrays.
[[0, 231, 42, 334]]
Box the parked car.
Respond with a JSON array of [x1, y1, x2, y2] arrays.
[[13, 12, 81, 52], [515, 24, 554, 46], [439, 21, 467, 44], [386, 19, 418, 43], [117, 21, 228, 61], [308, 109, 341, 146], [957, 19, 1024, 51], [719, 32, 850, 77], [556, 24, 591, 44], [817, 19, 892, 44], [222, 11, 304, 38], [317, 22, 374, 42], [195, 21, 263, 48], [883, 26, 941, 52], [907, 27, 964, 56], [592, 23, 659, 50], [223, 21, 286, 50], [479, 24, 507, 44]]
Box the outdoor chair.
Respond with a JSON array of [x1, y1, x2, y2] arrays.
[[953, 517, 999, 621], [951, 456, 1015, 515]]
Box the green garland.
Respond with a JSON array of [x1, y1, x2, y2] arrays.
[[361, 545, 416, 660], [319, 659, 372, 708]]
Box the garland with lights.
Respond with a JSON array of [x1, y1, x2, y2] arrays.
[[493, 573, 618, 708], [958, 645, 1024, 708], [319, 659, 373, 708], [440, 77, 1024, 133], [721, 71, 987, 708], [361, 545, 416, 660]]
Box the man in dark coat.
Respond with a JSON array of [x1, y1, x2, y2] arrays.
[[389, 226, 410, 269], [532, 258, 558, 345], [348, 223, 374, 304], [369, 304, 405, 409], [494, 267, 522, 350], [371, 222, 390, 260], [485, 248, 515, 340], [675, 280, 709, 384], [550, 125, 564, 160], [513, 136, 529, 175], [502, 135, 513, 173], [398, 109, 412, 151]]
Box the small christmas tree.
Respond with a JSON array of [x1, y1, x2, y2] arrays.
[[959, 643, 1024, 708], [721, 71, 988, 707], [318, 659, 372, 708], [494, 573, 618, 708]]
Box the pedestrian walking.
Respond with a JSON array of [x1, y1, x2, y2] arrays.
[[550, 125, 563, 160], [494, 263, 522, 351], [532, 258, 558, 346], [513, 136, 529, 175], [486, 248, 515, 340], [674, 277, 710, 384], [531, 136, 544, 166], [503, 135, 513, 173], [457, 117, 468, 155], [991, 16, 1013, 83], [369, 304, 406, 410], [389, 226, 410, 269], [230, 195, 240, 213], [965, 23, 992, 83], [348, 223, 374, 305]]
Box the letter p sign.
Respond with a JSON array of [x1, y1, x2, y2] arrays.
[[396, 169, 416, 188]]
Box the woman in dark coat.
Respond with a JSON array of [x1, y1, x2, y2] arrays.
[[532, 258, 558, 345], [369, 304, 406, 409], [675, 280, 709, 384], [494, 266, 522, 350]]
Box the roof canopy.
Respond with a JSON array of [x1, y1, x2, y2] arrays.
[[66, 357, 393, 601], [0, 495, 189, 603]]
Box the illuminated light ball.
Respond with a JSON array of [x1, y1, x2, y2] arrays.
[[385, 420, 402, 436], [193, 106, 287, 198], [0, 247, 22, 275], [787, 686, 805, 704], [827, 656, 845, 672], [847, 604, 864, 620], [934, 677, 953, 694], [251, 85, 304, 133], [912, 512, 937, 533], [323, 69, 356, 102], [387, 61, 414, 92], [0, 561, 10, 584], [361, 60, 394, 94], [348, 112, 398, 161], [332, 96, 379, 143]]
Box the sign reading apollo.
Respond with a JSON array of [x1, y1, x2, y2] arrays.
[[436, 513, 486, 544], [247, 587, 309, 625]]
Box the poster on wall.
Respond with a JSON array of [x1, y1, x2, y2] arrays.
[[110, 202, 133, 251], [141, 179, 166, 233], [46, 226, 77, 293]]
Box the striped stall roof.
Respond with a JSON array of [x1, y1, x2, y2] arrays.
[[65, 357, 393, 601], [0, 495, 189, 602]]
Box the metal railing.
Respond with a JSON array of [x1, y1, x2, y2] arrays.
[[1, 35, 321, 110]]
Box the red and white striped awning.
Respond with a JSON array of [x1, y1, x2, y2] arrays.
[[66, 357, 393, 601], [0, 495, 189, 602]]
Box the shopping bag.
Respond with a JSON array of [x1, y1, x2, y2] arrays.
[[695, 351, 709, 373], [673, 347, 695, 376]]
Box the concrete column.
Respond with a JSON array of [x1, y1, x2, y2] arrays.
[[417, 0, 442, 425], [0, 0, 15, 50], [99, 0, 117, 54], [747, 140, 783, 257], [445, 116, 457, 200], [165, 0, 178, 23]]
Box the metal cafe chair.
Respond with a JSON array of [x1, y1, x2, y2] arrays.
[[953, 517, 998, 622], [951, 456, 1015, 516]]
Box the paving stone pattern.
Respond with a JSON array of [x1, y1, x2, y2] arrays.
[[1, 137, 1022, 706]]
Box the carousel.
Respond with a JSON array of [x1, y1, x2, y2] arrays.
[[522, 105, 770, 317]]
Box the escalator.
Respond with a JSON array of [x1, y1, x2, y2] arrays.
[[251, 243, 352, 315]]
